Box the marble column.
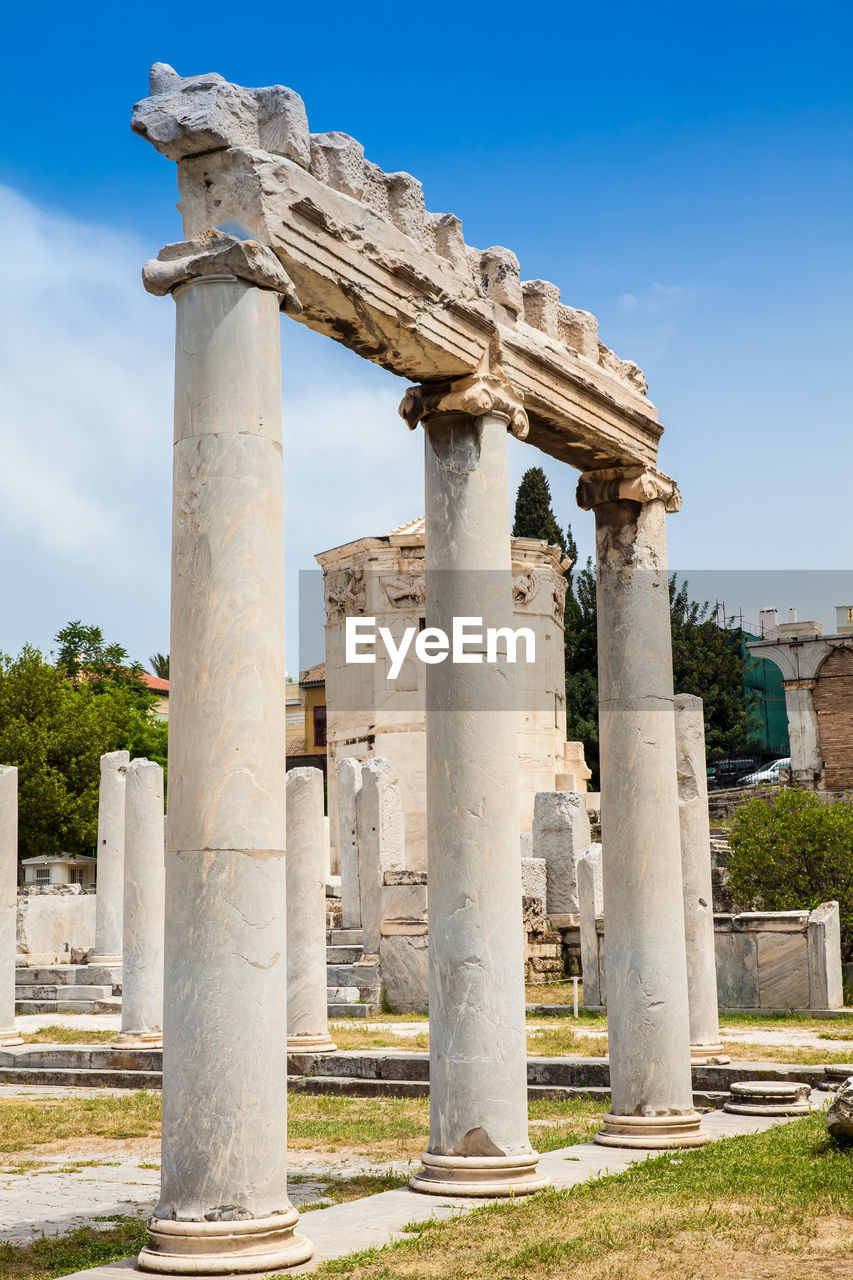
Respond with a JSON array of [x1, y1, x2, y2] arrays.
[[117, 759, 166, 1047], [286, 768, 336, 1053], [577, 466, 708, 1149], [399, 375, 547, 1196], [0, 767, 22, 1046], [674, 694, 728, 1065], [137, 234, 311, 1273], [91, 750, 130, 964]]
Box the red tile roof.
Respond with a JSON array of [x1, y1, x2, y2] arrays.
[[142, 674, 170, 694], [299, 662, 325, 686]]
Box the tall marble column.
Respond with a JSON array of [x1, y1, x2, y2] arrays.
[[0, 767, 22, 1046], [91, 750, 130, 964], [117, 759, 166, 1047], [286, 768, 336, 1053], [399, 375, 547, 1196], [577, 466, 708, 1149], [674, 694, 728, 1065], [137, 234, 311, 1273]]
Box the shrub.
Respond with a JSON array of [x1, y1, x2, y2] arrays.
[[727, 788, 853, 959]]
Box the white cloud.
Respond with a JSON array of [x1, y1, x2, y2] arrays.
[[618, 282, 689, 314], [0, 184, 423, 666]]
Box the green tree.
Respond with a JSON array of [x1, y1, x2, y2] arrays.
[[512, 467, 567, 553], [55, 621, 151, 715], [149, 652, 170, 680], [727, 789, 853, 960], [0, 645, 166, 859]]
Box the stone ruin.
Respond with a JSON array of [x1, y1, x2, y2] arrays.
[[0, 59, 717, 1272]]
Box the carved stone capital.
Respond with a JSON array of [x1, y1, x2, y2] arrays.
[[399, 373, 529, 439], [576, 465, 681, 513], [783, 678, 818, 692], [142, 229, 302, 311]]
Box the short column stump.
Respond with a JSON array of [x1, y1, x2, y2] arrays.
[[724, 1080, 812, 1116]]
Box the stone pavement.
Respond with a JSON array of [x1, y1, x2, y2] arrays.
[[50, 1106, 813, 1279]]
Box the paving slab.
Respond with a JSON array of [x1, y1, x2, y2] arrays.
[[46, 1105, 820, 1279]]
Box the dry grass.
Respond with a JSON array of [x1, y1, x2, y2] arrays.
[[327, 1026, 429, 1052], [316, 1113, 853, 1278], [18, 1026, 118, 1045], [0, 1092, 160, 1153]]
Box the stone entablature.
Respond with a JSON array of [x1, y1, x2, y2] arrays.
[[317, 520, 572, 872], [133, 65, 664, 475]]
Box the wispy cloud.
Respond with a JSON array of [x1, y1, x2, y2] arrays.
[[617, 282, 690, 314], [0, 185, 422, 666]]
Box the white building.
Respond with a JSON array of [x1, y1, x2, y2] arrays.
[[21, 854, 97, 889]]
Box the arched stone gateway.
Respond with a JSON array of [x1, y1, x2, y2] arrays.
[[814, 647, 853, 790], [132, 63, 704, 1273]]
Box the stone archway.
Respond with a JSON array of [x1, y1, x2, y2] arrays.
[[815, 647, 853, 789]]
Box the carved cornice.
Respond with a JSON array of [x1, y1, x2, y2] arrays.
[[399, 373, 529, 439], [142, 229, 302, 311], [576, 465, 682, 513]]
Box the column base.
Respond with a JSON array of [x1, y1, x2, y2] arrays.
[[115, 1030, 163, 1047], [594, 1112, 710, 1149], [90, 955, 122, 966], [286, 1032, 337, 1053], [690, 1042, 730, 1065], [138, 1209, 312, 1275], [409, 1151, 549, 1197], [0, 1028, 23, 1047]]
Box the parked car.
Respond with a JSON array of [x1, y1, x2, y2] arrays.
[[707, 758, 760, 791], [737, 757, 791, 787]]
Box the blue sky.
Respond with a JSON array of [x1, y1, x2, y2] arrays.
[[1, 1, 850, 671]]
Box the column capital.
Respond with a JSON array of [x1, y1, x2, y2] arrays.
[[142, 229, 302, 311], [576, 465, 681, 513], [399, 373, 529, 439], [783, 677, 818, 691]]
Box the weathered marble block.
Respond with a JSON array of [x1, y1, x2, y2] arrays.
[[356, 757, 404, 954], [532, 790, 590, 924]]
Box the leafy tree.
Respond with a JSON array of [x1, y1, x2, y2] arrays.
[[55, 621, 151, 714], [727, 789, 853, 960], [512, 467, 567, 553], [0, 645, 165, 859], [557, 527, 755, 785], [149, 652, 170, 680]]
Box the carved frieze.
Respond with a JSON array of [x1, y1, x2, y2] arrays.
[[324, 566, 366, 620]]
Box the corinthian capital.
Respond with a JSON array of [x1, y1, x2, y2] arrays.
[[142, 229, 302, 311], [399, 373, 529, 439], [576, 465, 681, 513]]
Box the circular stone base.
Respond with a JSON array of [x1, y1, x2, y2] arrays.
[[819, 1065, 853, 1090], [286, 1033, 338, 1054], [690, 1043, 730, 1065], [137, 1209, 313, 1275], [594, 1112, 711, 1149], [409, 1150, 550, 1197], [724, 1080, 812, 1116], [0, 1031, 24, 1047], [115, 1031, 163, 1047]]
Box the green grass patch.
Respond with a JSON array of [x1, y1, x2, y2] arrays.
[[315, 1112, 853, 1278], [0, 1217, 148, 1280]]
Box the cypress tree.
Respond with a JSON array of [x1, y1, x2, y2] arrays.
[[512, 467, 567, 552]]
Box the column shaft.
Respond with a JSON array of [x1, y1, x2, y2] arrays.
[[0, 767, 22, 1045], [92, 750, 129, 964], [138, 274, 310, 1273], [412, 408, 545, 1196], [587, 486, 707, 1148], [675, 694, 728, 1064], [286, 768, 336, 1053], [118, 759, 166, 1046]]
